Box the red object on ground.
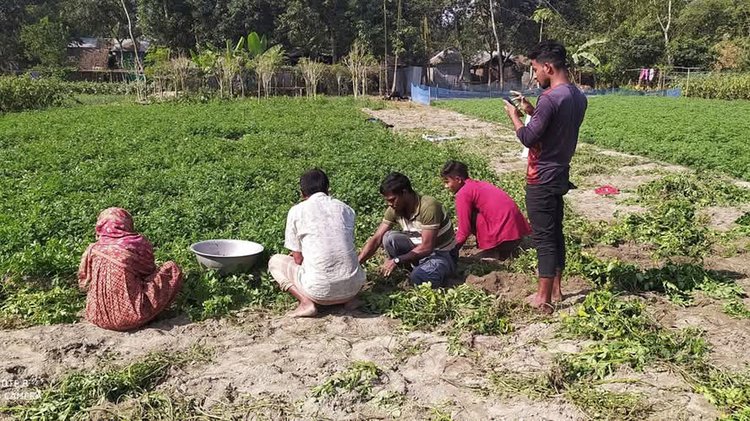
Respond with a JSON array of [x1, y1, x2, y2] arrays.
[[595, 185, 620, 196]]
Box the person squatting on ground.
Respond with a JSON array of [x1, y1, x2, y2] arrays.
[[440, 160, 531, 260], [503, 41, 588, 313], [78, 207, 184, 331], [358, 172, 457, 287], [269, 169, 366, 318]]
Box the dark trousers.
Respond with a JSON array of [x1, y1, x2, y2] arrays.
[[525, 179, 570, 278], [382, 231, 457, 287]]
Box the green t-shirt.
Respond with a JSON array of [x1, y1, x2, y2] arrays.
[[383, 195, 456, 252]]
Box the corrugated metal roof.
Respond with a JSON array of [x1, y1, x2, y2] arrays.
[[68, 37, 151, 52], [111, 39, 150, 52], [68, 37, 100, 49]]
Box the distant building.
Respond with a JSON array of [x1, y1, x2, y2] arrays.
[[428, 48, 527, 90], [67, 37, 150, 81]]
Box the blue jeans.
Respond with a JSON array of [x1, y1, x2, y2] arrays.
[[382, 231, 457, 287]]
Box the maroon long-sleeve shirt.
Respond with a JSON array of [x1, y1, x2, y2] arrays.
[[454, 179, 531, 249], [516, 83, 588, 185]]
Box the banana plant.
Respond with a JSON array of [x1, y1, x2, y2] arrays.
[[571, 38, 607, 68], [247, 32, 268, 58], [570, 38, 607, 84]]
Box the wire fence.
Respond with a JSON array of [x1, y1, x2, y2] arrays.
[[411, 83, 681, 105]]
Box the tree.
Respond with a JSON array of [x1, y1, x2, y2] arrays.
[[120, 0, 146, 100], [20, 17, 70, 69], [276, 0, 352, 61], [345, 41, 375, 97], [61, 0, 134, 40], [253, 45, 285, 98], [570, 38, 607, 84], [298, 58, 326, 97], [1, 0, 39, 72], [191, 47, 220, 93], [652, 0, 675, 65], [488, 0, 502, 87], [137, 0, 195, 51], [61, 0, 138, 71], [443, 0, 487, 82], [247, 32, 268, 58], [390, 0, 403, 95], [531, 7, 555, 42]]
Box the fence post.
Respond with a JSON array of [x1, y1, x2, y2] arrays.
[[686, 68, 691, 97]]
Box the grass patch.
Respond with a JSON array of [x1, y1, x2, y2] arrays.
[[570, 144, 644, 181], [3, 345, 212, 420], [567, 249, 746, 307], [486, 287, 747, 417], [683, 365, 750, 420], [635, 173, 750, 207], [559, 289, 750, 419], [363, 283, 513, 355], [559, 291, 707, 382], [113, 390, 299, 420], [602, 199, 711, 260], [312, 361, 384, 401], [176, 271, 294, 321], [428, 404, 456, 421], [723, 300, 750, 319], [490, 371, 560, 400], [436, 96, 750, 181], [565, 387, 651, 421], [72, 94, 134, 107], [0, 276, 84, 328]]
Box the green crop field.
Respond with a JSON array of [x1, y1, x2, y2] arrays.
[[0, 97, 494, 324], [435, 96, 750, 180]]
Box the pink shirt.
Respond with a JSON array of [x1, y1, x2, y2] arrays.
[[454, 179, 531, 250]]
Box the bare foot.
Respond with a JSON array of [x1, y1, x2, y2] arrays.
[[552, 291, 563, 303], [343, 297, 362, 311], [525, 293, 554, 315], [287, 302, 318, 318]]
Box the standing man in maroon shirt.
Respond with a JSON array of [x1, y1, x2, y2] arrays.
[[503, 41, 588, 313]]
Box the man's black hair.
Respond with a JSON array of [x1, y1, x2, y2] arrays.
[[440, 160, 470, 180], [300, 168, 329, 197], [379, 172, 414, 196], [528, 41, 568, 70]]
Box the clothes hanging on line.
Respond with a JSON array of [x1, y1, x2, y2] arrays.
[[639, 68, 649, 82]]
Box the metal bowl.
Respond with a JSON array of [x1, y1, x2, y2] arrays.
[[189, 239, 264, 274]]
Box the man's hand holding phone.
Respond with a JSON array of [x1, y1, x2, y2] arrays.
[[510, 90, 535, 115], [503, 96, 521, 118]]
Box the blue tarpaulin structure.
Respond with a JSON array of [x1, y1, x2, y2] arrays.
[[410, 84, 431, 105], [410, 84, 681, 105]]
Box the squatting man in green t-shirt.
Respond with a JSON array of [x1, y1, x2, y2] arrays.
[[358, 172, 458, 287]]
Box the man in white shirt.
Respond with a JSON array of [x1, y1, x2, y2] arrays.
[[269, 169, 366, 317]]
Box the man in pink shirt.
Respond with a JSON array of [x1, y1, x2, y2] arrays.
[[441, 160, 531, 259]]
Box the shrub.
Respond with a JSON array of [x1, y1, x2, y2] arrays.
[[0, 76, 66, 113], [61, 81, 134, 95], [680, 73, 750, 100]]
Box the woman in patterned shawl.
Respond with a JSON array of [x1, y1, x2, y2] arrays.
[[78, 208, 183, 331]]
